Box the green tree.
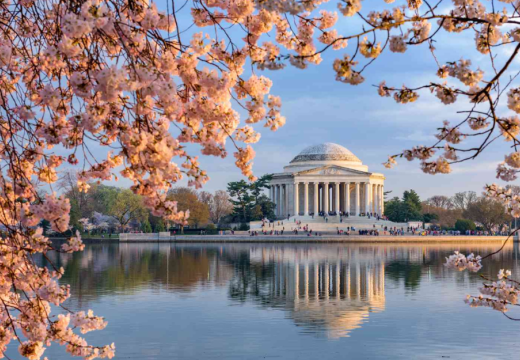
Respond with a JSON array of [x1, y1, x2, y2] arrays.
[[141, 221, 152, 233], [385, 197, 404, 222], [402, 190, 422, 221], [256, 194, 275, 220], [250, 174, 273, 204], [455, 219, 476, 232], [39, 220, 51, 235], [148, 213, 166, 232], [464, 197, 511, 232], [422, 213, 439, 224], [227, 180, 254, 222], [61, 174, 122, 229], [227, 176, 275, 222], [108, 189, 148, 231], [167, 187, 210, 229], [384, 190, 423, 222], [251, 204, 263, 220]]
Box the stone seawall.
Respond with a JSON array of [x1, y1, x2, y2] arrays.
[[119, 235, 513, 243]]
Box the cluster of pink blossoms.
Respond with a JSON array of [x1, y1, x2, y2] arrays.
[[445, 251, 483, 272], [444, 252, 520, 313], [5, 0, 520, 356], [485, 184, 520, 218], [464, 269, 520, 313]]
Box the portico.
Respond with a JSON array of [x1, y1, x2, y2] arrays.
[[269, 143, 385, 218]]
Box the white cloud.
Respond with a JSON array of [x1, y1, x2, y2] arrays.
[[394, 130, 436, 142]]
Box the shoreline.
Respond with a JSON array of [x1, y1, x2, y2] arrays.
[[49, 235, 517, 244], [118, 235, 513, 243]]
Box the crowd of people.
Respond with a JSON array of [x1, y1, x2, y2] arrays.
[[244, 227, 510, 237], [415, 229, 510, 236], [310, 211, 389, 223], [243, 217, 512, 237]]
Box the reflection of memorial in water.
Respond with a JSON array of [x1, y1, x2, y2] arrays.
[[45, 242, 520, 329], [247, 247, 386, 338]]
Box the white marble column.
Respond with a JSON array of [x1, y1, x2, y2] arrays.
[[275, 186, 279, 216], [285, 184, 289, 218], [273, 185, 276, 216], [281, 185, 284, 216], [281, 185, 285, 217], [377, 184, 381, 215], [331, 185, 336, 212], [374, 184, 378, 214], [365, 182, 370, 214], [294, 182, 299, 216], [355, 182, 360, 216], [303, 182, 309, 216], [320, 183, 325, 211], [381, 185, 385, 215], [371, 184, 375, 214], [280, 185, 284, 217], [345, 182, 351, 214], [323, 182, 329, 214], [313, 182, 319, 215], [282, 184, 286, 217], [335, 183, 340, 215], [373, 185, 378, 214], [379, 185, 383, 214]]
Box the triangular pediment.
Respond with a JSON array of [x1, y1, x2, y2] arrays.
[[296, 165, 370, 176]]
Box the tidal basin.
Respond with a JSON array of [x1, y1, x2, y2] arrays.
[[25, 243, 520, 359]]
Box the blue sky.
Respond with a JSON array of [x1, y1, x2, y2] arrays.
[[180, 18, 517, 201], [73, 3, 520, 201]]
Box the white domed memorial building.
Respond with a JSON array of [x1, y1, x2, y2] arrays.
[[268, 143, 385, 219]]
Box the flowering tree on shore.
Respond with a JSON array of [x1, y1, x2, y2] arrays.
[[5, 0, 520, 358]]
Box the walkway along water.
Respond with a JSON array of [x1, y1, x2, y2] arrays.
[[117, 233, 514, 243]]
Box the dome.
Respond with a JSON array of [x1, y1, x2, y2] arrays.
[[290, 143, 361, 164]]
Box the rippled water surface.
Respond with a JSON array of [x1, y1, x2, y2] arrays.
[[13, 242, 520, 359]]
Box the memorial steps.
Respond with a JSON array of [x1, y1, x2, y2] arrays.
[[251, 216, 409, 233]]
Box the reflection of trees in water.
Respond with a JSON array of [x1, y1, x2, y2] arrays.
[[382, 243, 520, 290], [224, 251, 276, 304], [40, 242, 520, 323], [43, 244, 234, 308], [385, 262, 423, 291]]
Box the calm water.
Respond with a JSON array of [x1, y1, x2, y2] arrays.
[[13, 242, 520, 359]]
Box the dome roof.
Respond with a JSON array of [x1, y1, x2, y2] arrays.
[[290, 143, 361, 164]]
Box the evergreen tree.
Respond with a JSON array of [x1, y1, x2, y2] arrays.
[[257, 194, 276, 220], [402, 190, 422, 221], [384, 197, 404, 222], [384, 190, 423, 222], [141, 221, 152, 233], [227, 175, 275, 222], [250, 174, 273, 203], [455, 219, 476, 232], [227, 180, 254, 222], [154, 221, 165, 232]]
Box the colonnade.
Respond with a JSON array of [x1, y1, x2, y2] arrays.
[[270, 181, 384, 218], [271, 261, 386, 303]]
